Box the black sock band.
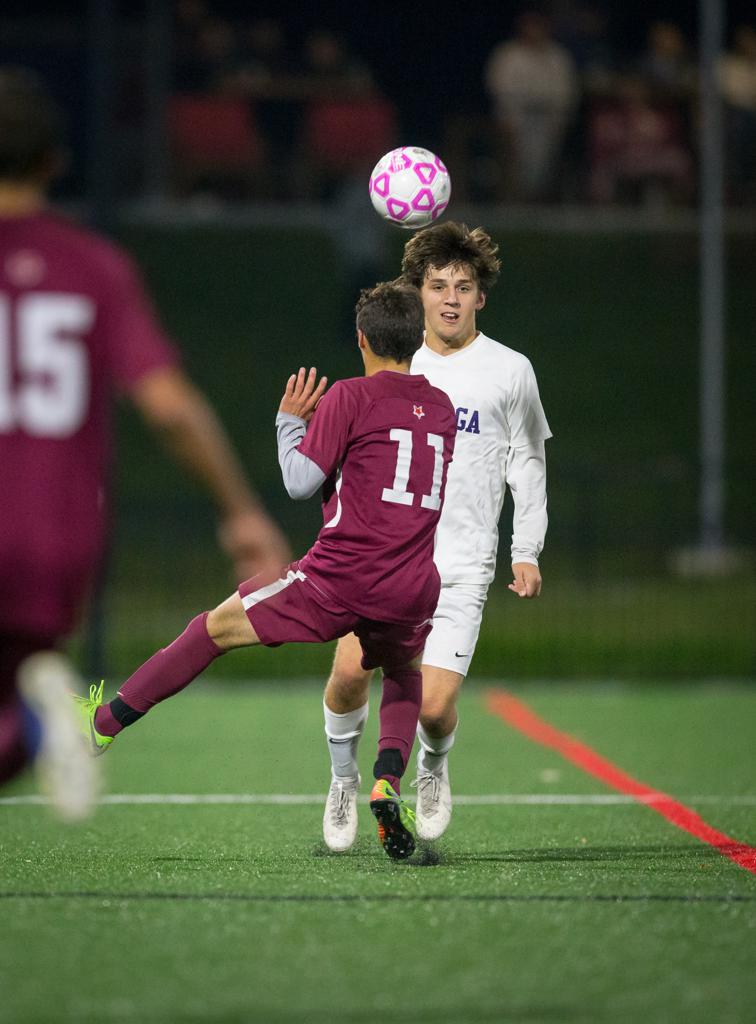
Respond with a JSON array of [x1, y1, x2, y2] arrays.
[[109, 697, 145, 728], [373, 747, 405, 781]]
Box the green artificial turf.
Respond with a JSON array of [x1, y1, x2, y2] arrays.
[[1, 682, 754, 1023]]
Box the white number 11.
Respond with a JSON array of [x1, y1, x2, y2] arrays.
[[381, 428, 444, 510]]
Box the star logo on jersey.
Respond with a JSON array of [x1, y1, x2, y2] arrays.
[[5, 249, 46, 287], [413, 405, 425, 419]]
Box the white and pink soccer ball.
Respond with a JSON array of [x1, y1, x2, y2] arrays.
[[369, 146, 451, 229]]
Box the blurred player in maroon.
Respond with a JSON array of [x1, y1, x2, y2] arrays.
[[0, 68, 289, 817], [78, 282, 457, 859]]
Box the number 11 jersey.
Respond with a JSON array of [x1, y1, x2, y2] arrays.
[[297, 370, 456, 625]]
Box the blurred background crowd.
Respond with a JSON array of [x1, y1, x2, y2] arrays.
[[2, 0, 756, 209]]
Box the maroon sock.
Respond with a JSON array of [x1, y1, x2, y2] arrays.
[[94, 612, 222, 737], [375, 665, 422, 796], [378, 772, 402, 793]]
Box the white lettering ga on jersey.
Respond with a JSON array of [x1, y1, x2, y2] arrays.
[[411, 332, 551, 584]]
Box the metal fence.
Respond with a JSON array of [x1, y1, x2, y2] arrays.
[[71, 219, 755, 679]]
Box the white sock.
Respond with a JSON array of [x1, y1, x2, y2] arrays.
[[324, 699, 368, 780], [416, 720, 457, 774]]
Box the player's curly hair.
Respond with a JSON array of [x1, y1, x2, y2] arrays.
[[355, 281, 425, 363], [0, 67, 63, 181], [401, 221, 501, 293]]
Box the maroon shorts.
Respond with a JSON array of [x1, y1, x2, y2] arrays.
[[238, 562, 432, 671]]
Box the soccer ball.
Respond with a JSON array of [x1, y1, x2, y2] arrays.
[[369, 146, 451, 229]]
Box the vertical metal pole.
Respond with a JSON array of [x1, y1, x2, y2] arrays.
[[85, 0, 118, 675], [143, 0, 172, 203], [87, 0, 118, 231], [698, 0, 726, 553]]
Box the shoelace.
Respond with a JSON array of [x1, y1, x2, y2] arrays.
[[411, 772, 440, 809], [329, 782, 354, 826]]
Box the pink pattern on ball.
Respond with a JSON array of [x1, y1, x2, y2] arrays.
[[411, 188, 435, 212], [373, 173, 390, 198], [387, 197, 411, 220], [414, 163, 437, 185]]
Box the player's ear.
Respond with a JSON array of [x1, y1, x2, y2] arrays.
[[356, 329, 368, 351], [476, 290, 486, 312]]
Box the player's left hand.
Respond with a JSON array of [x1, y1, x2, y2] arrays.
[[279, 367, 328, 422], [218, 507, 292, 582], [508, 562, 542, 599]]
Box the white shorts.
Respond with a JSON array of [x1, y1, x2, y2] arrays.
[[421, 583, 489, 677]]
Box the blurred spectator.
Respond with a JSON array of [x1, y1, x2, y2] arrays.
[[236, 17, 294, 86], [170, 9, 282, 200], [174, 0, 211, 64], [295, 31, 392, 202], [638, 22, 696, 102], [553, 2, 615, 92], [588, 76, 693, 206], [226, 18, 302, 199], [302, 30, 375, 99], [553, 2, 616, 201], [720, 25, 756, 205], [485, 12, 578, 202], [173, 14, 238, 93]]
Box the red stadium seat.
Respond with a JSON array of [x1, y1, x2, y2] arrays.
[[303, 97, 398, 171], [168, 94, 267, 195]]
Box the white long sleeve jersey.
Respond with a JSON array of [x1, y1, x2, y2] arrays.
[[411, 332, 552, 585]]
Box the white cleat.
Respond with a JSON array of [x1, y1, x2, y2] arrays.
[[413, 761, 452, 840], [17, 652, 99, 823], [323, 775, 360, 852]]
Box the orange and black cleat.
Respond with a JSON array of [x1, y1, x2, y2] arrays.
[[369, 779, 416, 860]]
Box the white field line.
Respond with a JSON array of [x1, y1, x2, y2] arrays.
[[1, 793, 755, 807]]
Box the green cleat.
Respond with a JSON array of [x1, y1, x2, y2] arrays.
[[72, 681, 113, 757], [369, 779, 416, 860]]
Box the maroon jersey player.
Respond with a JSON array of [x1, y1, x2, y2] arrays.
[[83, 282, 457, 859], [0, 68, 288, 813]]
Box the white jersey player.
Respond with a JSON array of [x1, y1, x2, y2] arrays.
[[321, 222, 551, 851]]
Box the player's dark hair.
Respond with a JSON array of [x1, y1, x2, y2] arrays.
[[401, 221, 501, 294], [0, 67, 63, 181], [355, 282, 425, 363]]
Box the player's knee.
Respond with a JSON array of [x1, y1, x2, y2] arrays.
[[206, 594, 258, 651], [324, 636, 371, 711], [327, 663, 371, 700], [326, 651, 371, 703], [420, 693, 457, 734]]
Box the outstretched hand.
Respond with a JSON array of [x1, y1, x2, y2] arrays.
[[218, 507, 292, 582], [279, 367, 328, 422], [508, 562, 542, 599]]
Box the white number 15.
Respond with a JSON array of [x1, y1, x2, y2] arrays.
[[0, 292, 93, 438]]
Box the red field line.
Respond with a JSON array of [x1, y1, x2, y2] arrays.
[[486, 689, 756, 877]]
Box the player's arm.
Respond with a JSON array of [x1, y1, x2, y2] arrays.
[[129, 366, 290, 578], [505, 441, 548, 599], [276, 366, 329, 500]]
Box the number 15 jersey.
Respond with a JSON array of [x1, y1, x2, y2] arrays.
[[297, 370, 456, 626]]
